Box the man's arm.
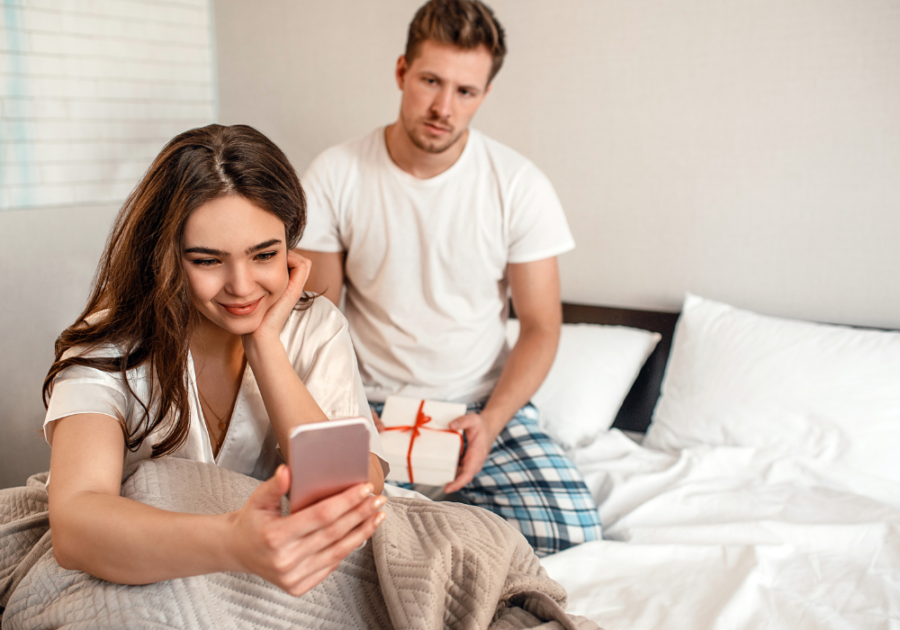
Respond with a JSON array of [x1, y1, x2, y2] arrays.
[[445, 256, 562, 493], [298, 249, 345, 307]]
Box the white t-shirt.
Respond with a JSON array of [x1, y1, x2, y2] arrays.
[[299, 127, 575, 403], [44, 298, 386, 480]]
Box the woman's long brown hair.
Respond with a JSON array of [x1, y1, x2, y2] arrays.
[[43, 124, 308, 458]]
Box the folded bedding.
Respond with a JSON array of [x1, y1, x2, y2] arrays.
[[543, 429, 900, 630], [0, 458, 600, 630]]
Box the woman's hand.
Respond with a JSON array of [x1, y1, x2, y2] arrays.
[[228, 465, 386, 596], [245, 249, 312, 345]]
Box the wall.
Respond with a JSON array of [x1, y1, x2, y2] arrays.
[[3, 0, 897, 487], [0, 0, 216, 488], [0, 203, 120, 486], [215, 0, 900, 329]]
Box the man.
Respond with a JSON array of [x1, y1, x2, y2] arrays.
[[298, 0, 601, 556]]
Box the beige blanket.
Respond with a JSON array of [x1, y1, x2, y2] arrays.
[[0, 458, 601, 629]]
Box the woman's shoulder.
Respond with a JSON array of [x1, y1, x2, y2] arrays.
[[55, 346, 150, 389], [287, 294, 347, 331], [280, 296, 349, 352], [58, 310, 124, 360], [60, 341, 122, 362], [60, 338, 143, 375], [56, 310, 149, 384]]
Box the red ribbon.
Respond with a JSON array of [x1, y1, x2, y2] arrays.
[[384, 400, 462, 484]]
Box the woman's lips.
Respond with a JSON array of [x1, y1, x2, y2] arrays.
[[219, 297, 263, 316]]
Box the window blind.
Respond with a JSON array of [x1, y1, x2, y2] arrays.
[[0, 0, 216, 210]]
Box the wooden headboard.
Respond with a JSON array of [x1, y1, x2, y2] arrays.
[[561, 302, 680, 434]]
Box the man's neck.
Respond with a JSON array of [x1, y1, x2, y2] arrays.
[[384, 123, 469, 180]]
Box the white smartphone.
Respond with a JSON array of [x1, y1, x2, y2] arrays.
[[288, 417, 370, 513]]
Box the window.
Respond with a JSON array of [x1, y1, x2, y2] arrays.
[[0, 0, 216, 210]]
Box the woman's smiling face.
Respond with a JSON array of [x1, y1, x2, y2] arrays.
[[182, 195, 289, 337]]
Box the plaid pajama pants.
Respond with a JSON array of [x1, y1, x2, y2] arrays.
[[371, 401, 602, 557]]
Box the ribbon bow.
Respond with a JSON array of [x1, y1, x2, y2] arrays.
[[384, 400, 462, 484]]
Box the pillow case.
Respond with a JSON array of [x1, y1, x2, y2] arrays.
[[507, 319, 660, 450], [644, 294, 900, 483]]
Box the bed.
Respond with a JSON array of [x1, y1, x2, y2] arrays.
[[2, 294, 898, 629], [530, 294, 900, 630]]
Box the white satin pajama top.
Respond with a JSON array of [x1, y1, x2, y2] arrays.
[[43, 298, 386, 480]]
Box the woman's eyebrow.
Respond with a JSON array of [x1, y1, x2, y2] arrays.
[[183, 239, 281, 257], [247, 238, 281, 254], [184, 246, 227, 256]]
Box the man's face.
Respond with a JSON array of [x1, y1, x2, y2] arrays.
[[396, 39, 493, 154]]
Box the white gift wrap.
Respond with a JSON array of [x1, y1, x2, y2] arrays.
[[380, 396, 465, 486]]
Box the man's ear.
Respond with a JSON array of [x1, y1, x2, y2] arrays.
[[395, 55, 409, 90]]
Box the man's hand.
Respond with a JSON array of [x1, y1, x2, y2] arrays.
[[444, 413, 501, 494]]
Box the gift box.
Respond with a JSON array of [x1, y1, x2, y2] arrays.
[[380, 396, 465, 486]]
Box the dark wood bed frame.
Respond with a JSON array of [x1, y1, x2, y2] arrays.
[[561, 302, 680, 434]]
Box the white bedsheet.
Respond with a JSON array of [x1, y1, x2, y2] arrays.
[[542, 430, 900, 629]]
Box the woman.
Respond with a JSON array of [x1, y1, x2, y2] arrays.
[[41, 124, 386, 596]]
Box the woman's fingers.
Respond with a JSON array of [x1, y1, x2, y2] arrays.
[[284, 485, 385, 546], [249, 465, 291, 510], [280, 510, 387, 596], [286, 250, 312, 297], [233, 477, 387, 595], [284, 563, 340, 597], [243, 250, 312, 344], [298, 494, 386, 556], [283, 483, 373, 537]]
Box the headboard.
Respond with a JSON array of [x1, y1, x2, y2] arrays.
[[561, 302, 680, 434]]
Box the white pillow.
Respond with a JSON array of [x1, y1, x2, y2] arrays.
[[507, 319, 660, 450], [644, 294, 900, 483]]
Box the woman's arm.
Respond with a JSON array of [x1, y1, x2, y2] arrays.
[[49, 413, 385, 591], [241, 251, 385, 493]]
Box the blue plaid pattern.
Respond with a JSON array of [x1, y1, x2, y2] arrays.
[[372, 401, 602, 556]]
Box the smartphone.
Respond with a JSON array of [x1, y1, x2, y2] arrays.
[[288, 417, 370, 513]]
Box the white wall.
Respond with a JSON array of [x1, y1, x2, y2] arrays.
[[0, 203, 119, 487], [215, 0, 900, 329], [0, 0, 216, 488]]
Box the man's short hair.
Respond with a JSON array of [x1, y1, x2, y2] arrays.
[[405, 0, 507, 84]]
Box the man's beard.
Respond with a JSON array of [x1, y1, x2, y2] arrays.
[[402, 114, 465, 154]]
